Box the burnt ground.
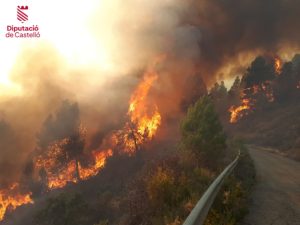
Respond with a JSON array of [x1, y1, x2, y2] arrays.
[[243, 146, 300, 225]]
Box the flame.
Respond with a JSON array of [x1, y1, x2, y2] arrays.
[[127, 56, 163, 139], [104, 56, 164, 154], [47, 161, 78, 189], [35, 139, 113, 189], [110, 128, 142, 154], [0, 56, 161, 220], [229, 99, 251, 123], [32, 57, 163, 190], [297, 81, 300, 89], [35, 139, 77, 189], [0, 183, 33, 221], [261, 82, 275, 102], [128, 80, 161, 138], [78, 149, 113, 180], [229, 80, 276, 123], [274, 57, 282, 74]]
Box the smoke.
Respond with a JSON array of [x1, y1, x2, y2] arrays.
[[0, 120, 25, 187], [0, 45, 133, 186], [188, 0, 300, 80], [88, 0, 300, 85], [242, 56, 276, 87], [37, 101, 80, 149], [1, 0, 300, 188]]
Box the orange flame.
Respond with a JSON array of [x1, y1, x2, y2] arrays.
[[274, 57, 282, 74], [128, 56, 163, 139], [78, 149, 113, 180], [35, 139, 77, 189], [229, 99, 251, 123], [0, 55, 164, 219], [112, 55, 165, 154], [229, 81, 276, 123], [128, 77, 161, 138], [0, 183, 33, 221], [47, 160, 78, 189], [35, 139, 113, 189], [106, 56, 164, 154], [261, 82, 275, 102], [33, 57, 164, 190]]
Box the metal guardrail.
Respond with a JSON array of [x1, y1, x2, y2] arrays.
[[183, 152, 240, 225]]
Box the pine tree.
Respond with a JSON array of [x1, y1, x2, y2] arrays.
[[180, 96, 226, 170]]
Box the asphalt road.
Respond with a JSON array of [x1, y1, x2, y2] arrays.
[[243, 146, 300, 225]]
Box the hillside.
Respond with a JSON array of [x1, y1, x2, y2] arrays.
[[211, 54, 300, 160]]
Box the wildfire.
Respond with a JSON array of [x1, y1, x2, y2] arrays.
[[35, 139, 113, 189], [78, 149, 113, 180], [128, 56, 163, 139], [229, 99, 251, 123], [274, 57, 282, 74], [33, 57, 163, 190], [106, 56, 164, 154], [229, 80, 276, 123], [35, 139, 76, 189], [47, 161, 78, 189], [0, 183, 33, 221], [261, 82, 275, 102], [1, 57, 160, 220]]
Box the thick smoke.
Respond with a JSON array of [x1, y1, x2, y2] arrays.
[[0, 120, 25, 187], [0, 46, 133, 185], [1, 0, 300, 187], [89, 0, 300, 83], [188, 0, 300, 80], [37, 101, 80, 149]]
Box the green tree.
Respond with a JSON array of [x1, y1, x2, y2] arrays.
[[180, 96, 226, 170]]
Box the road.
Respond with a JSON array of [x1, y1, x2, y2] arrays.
[[243, 146, 300, 225]]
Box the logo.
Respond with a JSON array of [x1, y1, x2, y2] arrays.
[[17, 6, 28, 23], [4, 5, 41, 38]]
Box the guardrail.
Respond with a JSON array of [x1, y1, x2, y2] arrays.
[[182, 152, 240, 225]]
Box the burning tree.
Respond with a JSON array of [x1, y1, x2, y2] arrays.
[[63, 130, 85, 181], [34, 101, 87, 189], [273, 54, 300, 102], [32, 57, 163, 190], [110, 56, 163, 154], [228, 56, 279, 123], [0, 56, 165, 222]]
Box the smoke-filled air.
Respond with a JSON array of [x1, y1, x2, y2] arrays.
[[0, 0, 300, 224]]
